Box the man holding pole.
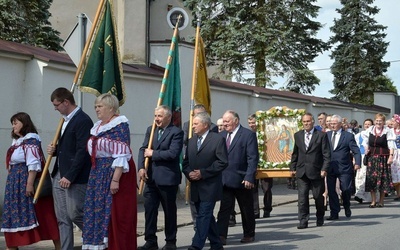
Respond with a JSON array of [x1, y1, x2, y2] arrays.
[[47, 87, 93, 250], [138, 105, 184, 250]]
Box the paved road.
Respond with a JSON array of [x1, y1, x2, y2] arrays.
[[2, 183, 400, 249], [138, 198, 400, 250]]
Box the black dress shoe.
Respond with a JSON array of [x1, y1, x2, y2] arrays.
[[254, 213, 260, 219], [138, 242, 159, 250], [209, 247, 224, 250], [297, 222, 308, 229], [188, 246, 200, 250], [326, 215, 339, 220], [316, 219, 324, 226], [345, 207, 352, 218], [162, 243, 177, 250], [354, 196, 363, 204], [263, 211, 270, 218], [240, 236, 255, 243]]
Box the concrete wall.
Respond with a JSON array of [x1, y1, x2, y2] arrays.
[[50, 0, 147, 64], [0, 46, 390, 210], [374, 92, 396, 117]]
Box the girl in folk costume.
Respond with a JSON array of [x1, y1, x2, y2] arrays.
[[1, 112, 60, 250], [389, 114, 400, 200], [82, 93, 137, 250]]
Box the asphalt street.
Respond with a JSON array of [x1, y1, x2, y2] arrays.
[[139, 198, 400, 250], [1, 183, 399, 249]]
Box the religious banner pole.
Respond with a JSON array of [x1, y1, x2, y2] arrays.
[[138, 15, 182, 195], [33, 0, 107, 203], [184, 19, 202, 203]]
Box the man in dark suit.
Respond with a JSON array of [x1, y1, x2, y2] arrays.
[[290, 113, 330, 229], [183, 112, 228, 250], [138, 105, 184, 250], [182, 104, 218, 231], [217, 110, 259, 244], [47, 87, 93, 250], [326, 114, 361, 220]]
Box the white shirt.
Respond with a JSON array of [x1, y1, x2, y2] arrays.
[[61, 106, 80, 135], [331, 129, 342, 150]]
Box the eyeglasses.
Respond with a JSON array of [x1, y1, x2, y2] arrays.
[[53, 100, 64, 107]]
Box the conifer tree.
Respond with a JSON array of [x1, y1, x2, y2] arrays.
[[329, 0, 395, 104]]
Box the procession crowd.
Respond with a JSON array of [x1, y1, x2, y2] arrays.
[[2, 88, 399, 250]]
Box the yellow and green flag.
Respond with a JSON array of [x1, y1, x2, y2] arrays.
[[161, 35, 182, 128], [79, 0, 125, 106]]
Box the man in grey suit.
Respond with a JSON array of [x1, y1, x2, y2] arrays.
[[47, 87, 93, 250], [290, 113, 330, 229], [326, 114, 361, 220], [138, 105, 184, 250], [183, 112, 228, 250]]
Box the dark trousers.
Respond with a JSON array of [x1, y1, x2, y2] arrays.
[[327, 172, 353, 216], [217, 186, 255, 238], [252, 181, 260, 216], [260, 178, 273, 213], [192, 201, 223, 249], [297, 176, 325, 224], [143, 183, 178, 244]]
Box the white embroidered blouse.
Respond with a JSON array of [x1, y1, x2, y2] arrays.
[[87, 115, 131, 172], [9, 133, 42, 172]]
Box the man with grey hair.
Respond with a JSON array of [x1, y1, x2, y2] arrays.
[[138, 105, 184, 250], [217, 110, 258, 244], [291, 113, 330, 229], [326, 114, 361, 220], [183, 112, 228, 250]]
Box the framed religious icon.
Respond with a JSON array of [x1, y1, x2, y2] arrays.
[[255, 106, 305, 178]]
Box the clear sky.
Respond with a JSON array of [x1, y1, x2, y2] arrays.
[[305, 0, 400, 98]]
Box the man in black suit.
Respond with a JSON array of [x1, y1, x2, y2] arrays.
[[47, 87, 93, 250], [290, 113, 330, 229], [182, 104, 219, 231], [138, 105, 184, 250], [326, 114, 361, 220], [217, 110, 259, 245], [183, 112, 228, 250]]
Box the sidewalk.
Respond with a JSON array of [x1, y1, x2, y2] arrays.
[[137, 182, 298, 236], [0, 183, 298, 249]]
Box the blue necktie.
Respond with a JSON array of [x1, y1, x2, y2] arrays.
[[158, 128, 163, 141], [197, 136, 203, 150]]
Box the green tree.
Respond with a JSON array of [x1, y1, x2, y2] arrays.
[[184, 0, 328, 93], [329, 0, 395, 105], [0, 0, 62, 51]]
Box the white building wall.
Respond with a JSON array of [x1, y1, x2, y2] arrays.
[[0, 50, 390, 211]]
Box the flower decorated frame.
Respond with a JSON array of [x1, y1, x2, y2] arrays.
[[255, 106, 305, 171]]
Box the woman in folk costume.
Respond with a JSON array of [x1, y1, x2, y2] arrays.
[[362, 113, 395, 207], [389, 114, 400, 200], [82, 93, 137, 250], [1, 112, 60, 250]]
